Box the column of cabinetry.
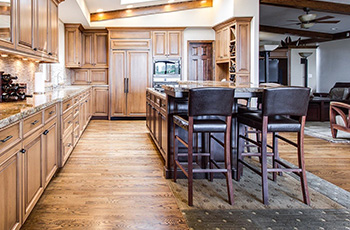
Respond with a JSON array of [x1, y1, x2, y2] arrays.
[[213, 17, 251, 84]]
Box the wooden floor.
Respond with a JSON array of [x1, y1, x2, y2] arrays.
[[22, 120, 188, 230], [22, 121, 350, 229]]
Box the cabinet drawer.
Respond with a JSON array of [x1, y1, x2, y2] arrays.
[[111, 40, 150, 50], [73, 115, 79, 130], [62, 99, 73, 113], [73, 96, 80, 105], [62, 111, 73, 135], [62, 132, 73, 164], [0, 123, 21, 153], [44, 104, 57, 123], [73, 105, 80, 118], [23, 112, 43, 136]]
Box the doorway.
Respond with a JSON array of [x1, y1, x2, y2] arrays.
[[187, 41, 214, 81]]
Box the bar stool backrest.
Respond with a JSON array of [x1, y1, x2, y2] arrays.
[[188, 87, 235, 117], [262, 87, 311, 117]]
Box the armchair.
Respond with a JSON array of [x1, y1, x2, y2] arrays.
[[329, 101, 350, 138]]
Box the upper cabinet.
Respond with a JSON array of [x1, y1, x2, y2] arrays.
[[152, 30, 182, 57], [15, 0, 61, 61], [65, 25, 108, 68], [0, 0, 15, 49], [215, 27, 230, 62]]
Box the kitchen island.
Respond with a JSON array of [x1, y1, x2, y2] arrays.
[[146, 81, 275, 179]]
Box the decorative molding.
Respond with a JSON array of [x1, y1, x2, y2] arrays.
[[90, 0, 213, 22]]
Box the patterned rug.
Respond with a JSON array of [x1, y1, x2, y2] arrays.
[[305, 121, 350, 143], [167, 158, 350, 229]]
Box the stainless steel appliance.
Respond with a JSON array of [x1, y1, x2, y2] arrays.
[[153, 58, 181, 89]]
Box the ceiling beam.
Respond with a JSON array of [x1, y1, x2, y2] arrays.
[[260, 25, 334, 39], [90, 0, 213, 22], [260, 0, 350, 15]]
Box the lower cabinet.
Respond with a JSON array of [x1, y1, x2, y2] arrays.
[[43, 119, 58, 187], [22, 128, 44, 222], [92, 86, 108, 117], [0, 143, 22, 230]]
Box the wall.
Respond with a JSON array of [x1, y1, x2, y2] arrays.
[[290, 48, 317, 92], [182, 28, 216, 80], [317, 39, 350, 92]]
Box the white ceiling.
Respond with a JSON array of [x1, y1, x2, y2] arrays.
[[85, 0, 193, 13], [260, 5, 350, 34]]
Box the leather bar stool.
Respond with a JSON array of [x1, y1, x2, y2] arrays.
[[237, 87, 311, 205], [173, 87, 235, 206]]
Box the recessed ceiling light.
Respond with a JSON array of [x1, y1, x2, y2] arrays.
[[126, 5, 133, 8], [35, 60, 40, 63], [96, 8, 103, 12], [22, 58, 28, 61], [201, 0, 207, 3], [1, 54, 8, 57], [168, 0, 175, 3]]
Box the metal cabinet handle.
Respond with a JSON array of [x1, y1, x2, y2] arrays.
[[31, 120, 39, 125], [48, 52, 52, 56], [67, 143, 72, 147], [43, 130, 49, 135], [20, 149, 26, 153], [124, 78, 127, 93], [49, 111, 55, 115], [1, 135, 13, 143], [33, 48, 37, 51], [126, 78, 129, 93], [66, 103, 70, 107], [68, 121, 72, 124]]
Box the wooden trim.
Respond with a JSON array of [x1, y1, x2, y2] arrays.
[[260, 25, 333, 39], [260, 0, 350, 15], [213, 17, 252, 31], [91, 0, 213, 22], [106, 27, 186, 31]]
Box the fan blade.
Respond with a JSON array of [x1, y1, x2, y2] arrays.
[[313, 16, 334, 21], [286, 19, 299, 22], [281, 23, 301, 26], [315, 20, 340, 24]]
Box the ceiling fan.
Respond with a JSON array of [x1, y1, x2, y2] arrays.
[[287, 7, 340, 29]]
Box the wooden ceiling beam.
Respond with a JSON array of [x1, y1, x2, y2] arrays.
[[90, 0, 213, 22], [260, 0, 350, 15], [260, 25, 334, 39]]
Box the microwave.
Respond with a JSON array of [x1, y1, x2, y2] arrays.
[[153, 58, 181, 76]]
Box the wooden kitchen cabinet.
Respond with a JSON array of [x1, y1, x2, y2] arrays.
[[110, 50, 150, 117], [48, 0, 59, 59], [0, 143, 22, 230], [152, 30, 182, 57], [82, 32, 108, 68], [92, 86, 109, 116], [16, 0, 34, 53], [72, 69, 108, 85], [0, 0, 15, 50], [34, 0, 49, 55], [22, 128, 44, 222], [215, 27, 230, 62], [42, 119, 58, 188], [65, 24, 83, 67]]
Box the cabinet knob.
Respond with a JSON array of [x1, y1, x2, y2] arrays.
[[31, 120, 39, 125], [48, 52, 52, 56], [33, 47, 37, 51], [43, 130, 49, 135], [20, 149, 26, 153]]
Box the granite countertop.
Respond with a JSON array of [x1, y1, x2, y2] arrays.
[[0, 86, 91, 129], [147, 88, 166, 100]]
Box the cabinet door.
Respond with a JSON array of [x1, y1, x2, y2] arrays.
[[65, 27, 82, 67], [94, 33, 108, 68], [168, 31, 181, 57], [48, 0, 58, 58], [0, 143, 21, 230], [92, 87, 108, 116], [72, 69, 89, 84], [79, 101, 86, 132], [127, 50, 150, 116], [90, 69, 108, 84], [17, 0, 34, 52], [152, 31, 167, 57], [43, 120, 57, 188], [236, 22, 250, 74], [23, 130, 44, 222], [161, 114, 167, 155], [221, 27, 230, 60], [34, 0, 48, 54], [110, 51, 127, 117], [82, 33, 94, 67], [0, 0, 15, 49]]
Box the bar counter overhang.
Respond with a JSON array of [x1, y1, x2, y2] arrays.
[[146, 81, 279, 179]]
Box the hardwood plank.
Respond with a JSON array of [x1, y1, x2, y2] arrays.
[[22, 120, 188, 230]]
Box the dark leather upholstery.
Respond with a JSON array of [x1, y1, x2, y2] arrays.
[[262, 87, 311, 116], [237, 113, 301, 132], [189, 87, 235, 116], [173, 115, 227, 132]]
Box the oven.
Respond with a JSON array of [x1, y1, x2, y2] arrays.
[[153, 58, 181, 88]]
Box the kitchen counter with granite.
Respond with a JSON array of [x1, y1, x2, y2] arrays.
[[0, 86, 92, 129], [147, 88, 166, 100]]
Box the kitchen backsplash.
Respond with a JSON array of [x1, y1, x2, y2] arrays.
[[0, 55, 72, 94]]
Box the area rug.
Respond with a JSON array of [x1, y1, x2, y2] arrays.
[[304, 121, 350, 143], [167, 158, 350, 229]]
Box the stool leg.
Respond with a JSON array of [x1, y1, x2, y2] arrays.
[[173, 123, 178, 183], [188, 118, 194, 206], [236, 122, 245, 181], [272, 132, 282, 181], [209, 132, 214, 181], [225, 117, 234, 205], [245, 126, 251, 153], [261, 117, 269, 205], [298, 117, 310, 205]]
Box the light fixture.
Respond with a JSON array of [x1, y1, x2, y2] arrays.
[[1, 54, 8, 57], [126, 5, 133, 8], [168, 0, 175, 3], [298, 13, 317, 23], [22, 58, 28, 61], [299, 52, 313, 87], [201, 0, 207, 3], [300, 23, 315, 29], [96, 8, 103, 12], [35, 60, 40, 63]]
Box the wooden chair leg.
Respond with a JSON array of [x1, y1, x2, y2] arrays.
[[173, 123, 178, 183], [245, 126, 251, 153], [209, 132, 214, 181], [188, 119, 194, 206], [236, 123, 245, 181], [272, 132, 282, 181], [261, 118, 269, 205], [298, 118, 310, 205], [330, 127, 338, 138], [225, 117, 234, 205]]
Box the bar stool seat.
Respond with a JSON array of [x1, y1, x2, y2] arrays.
[[173, 115, 227, 132], [238, 113, 301, 132]]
